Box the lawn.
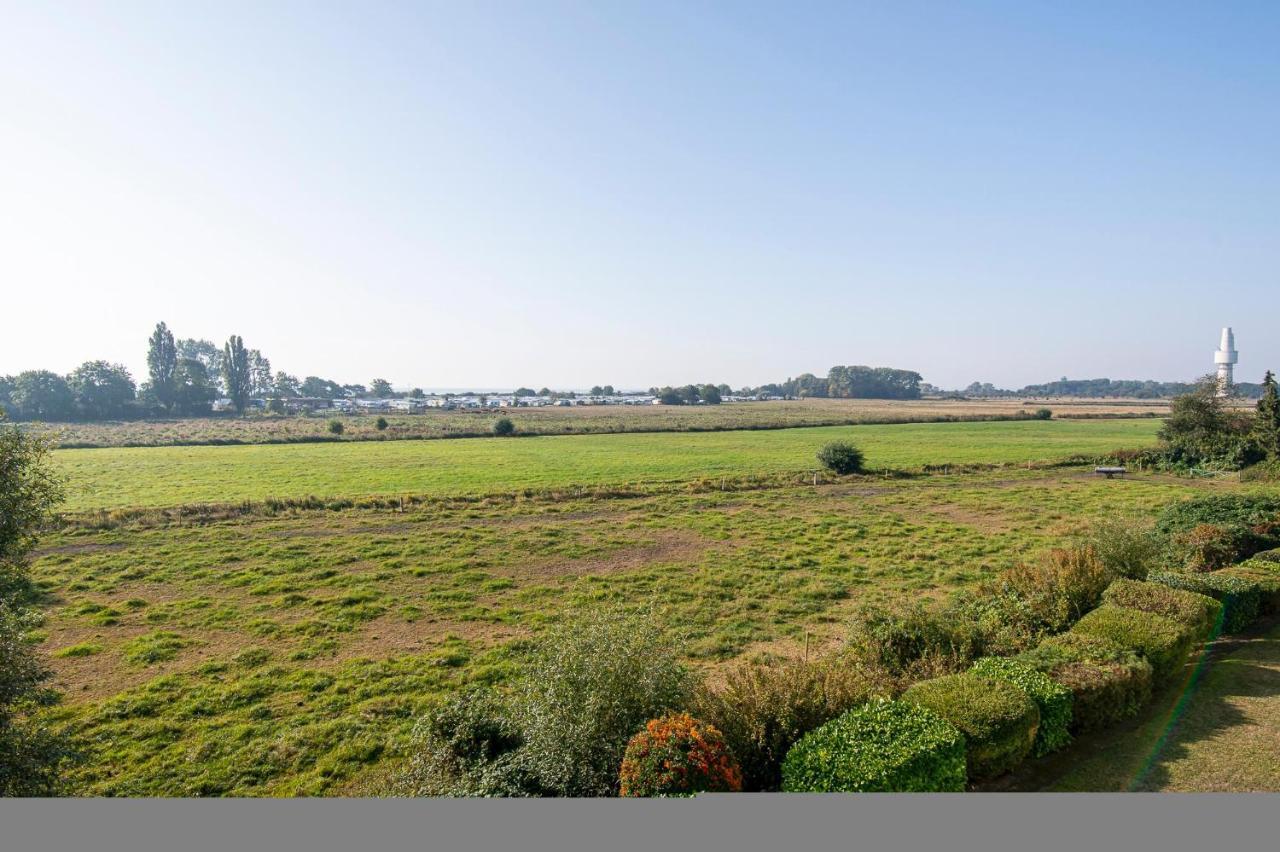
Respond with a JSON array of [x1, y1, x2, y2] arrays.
[[32, 464, 1228, 796], [52, 419, 1162, 512]]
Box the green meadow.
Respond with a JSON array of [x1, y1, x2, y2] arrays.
[[52, 419, 1162, 512]]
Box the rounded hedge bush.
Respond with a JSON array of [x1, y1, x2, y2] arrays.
[[1016, 634, 1152, 734], [327, 419, 344, 435], [618, 713, 742, 797], [780, 699, 965, 792], [969, 657, 1072, 757], [1069, 605, 1193, 686], [817, 441, 865, 475], [1101, 578, 1222, 642], [901, 674, 1039, 781], [1016, 633, 1152, 734], [492, 417, 516, 437], [1216, 563, 1280, 616], [375, 416, 389, 431], [1147, 571, 1261, 634]]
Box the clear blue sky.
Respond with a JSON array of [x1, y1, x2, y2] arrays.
[[2, 1, 1276, 390]]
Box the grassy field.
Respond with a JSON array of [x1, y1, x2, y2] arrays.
[[37, 415, 1277, 796], [52, 419, 1163, 513], [37, 397, 1171, 448], [33, 466, 1230, 796]]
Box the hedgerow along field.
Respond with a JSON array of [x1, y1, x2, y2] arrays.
[[52, 418, 1162, 513]]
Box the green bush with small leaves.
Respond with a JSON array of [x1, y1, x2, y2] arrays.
[[492, 417, 516, 437], [902, 673, 1040, 781], [816, 441, 865, 475], [780, 699, 965, 792], [1147, 571, 1261, 634], [1069, 605, 1193, 686], [1016, 633, 1153, 734], [1101, 578, 1222, 642], [374, 416, 389, 431], [1216, 562, 1280, 616], [326, 419, 344, 435], [969, 657, 1071, 757]]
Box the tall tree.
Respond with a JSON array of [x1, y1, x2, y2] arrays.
[[1255, 370, 1280, 459], [9, 371, 75, 421], [222, 335, 251, 414], [68, 362, 136, 420], [369, 378, 394, 398], [248, 350, 273, 398], [173, 359, 215, 415], [176, 338, 222, 380], [274, 372, 301, 398], [145, 322, 178, 412]]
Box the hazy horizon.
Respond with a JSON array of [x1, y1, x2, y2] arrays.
[[3, 2, 1277, 389]]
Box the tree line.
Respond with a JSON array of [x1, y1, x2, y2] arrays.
[[958, 377, 1265, 400], [742, 366, 924, 401]]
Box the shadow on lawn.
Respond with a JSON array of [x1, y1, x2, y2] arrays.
[[983, 618, 1280, 792]]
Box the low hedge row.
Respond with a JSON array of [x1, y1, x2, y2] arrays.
[[969, 657, 1072, 757], [901, 673, 1040, 781], [1220, 560, 1280, 615], [1069, 605, 1193, 686], [1016, 633, 1152, 734], [780, 699, 966, 792], [1148, 570, 1261, 634], [1101, 578, 1222, 642]]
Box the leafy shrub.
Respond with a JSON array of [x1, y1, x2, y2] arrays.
[[514, 608, 692, 796], [1147, 571, 1262, 634], [1076, 516, 1161, 580], [1101, 579, 1222, 642], [374, 416, 388, 431], [990, 544, 1111, 633], [693, 655, 895, 791], [1168, 524, 1255, 573], [326, 419, 344, 435], [1069, 605, 1193, 686], [1252, 548, 1280, 564], [847, 600, 986, 678], [618, 713, 742, 797], [901, 673, 1040, 780], [1016, 633, 1153, 734], [492, 417, 515, 437], [1216, 563, 1280, 616], [1155, 494, 1280, 536], [391, 686, 537, 797], [780, 699, 965, 792], [969, 657, 1071, 757], [1034, 408, 1052, 420], [817, 441, 865, 475]]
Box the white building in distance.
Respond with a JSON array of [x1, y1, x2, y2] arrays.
[[1214, 327, 1238, 395]]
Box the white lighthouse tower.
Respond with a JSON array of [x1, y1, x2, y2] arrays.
[[1214, 327, 1238, 396]]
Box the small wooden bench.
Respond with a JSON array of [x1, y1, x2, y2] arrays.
[[1094, 466, 1127, 479]]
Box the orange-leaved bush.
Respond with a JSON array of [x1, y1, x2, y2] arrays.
[[618, 713, 742, 797]]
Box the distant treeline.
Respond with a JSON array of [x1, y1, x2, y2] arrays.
[[744, 366, 924, 401], [953, 377, 1264, 400]]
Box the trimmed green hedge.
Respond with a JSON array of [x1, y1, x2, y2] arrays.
[[780, 699, 966, 792], [970, 657, 1071, 757], [901, 674, 1039, 781], [1252, 548, 1280, 564], [1147, 571, 1262, 634], [1016, 634, 1153, 734], [1217, 563, 1280, 616], [1070, 605, 1193, 686], [1101, 578, 1222, 642]]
